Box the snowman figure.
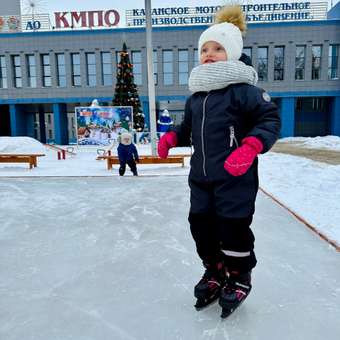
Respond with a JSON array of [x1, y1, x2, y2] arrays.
[[157, 109, 173, 136]]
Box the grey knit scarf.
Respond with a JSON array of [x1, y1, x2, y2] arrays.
[[188, 60, 258, 93]]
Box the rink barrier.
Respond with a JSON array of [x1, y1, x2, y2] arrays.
[[260, 187, 340, 252]]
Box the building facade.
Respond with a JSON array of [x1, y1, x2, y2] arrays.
[[0, 17, 340, 143]]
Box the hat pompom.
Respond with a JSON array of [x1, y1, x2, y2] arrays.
[[215, 5, 246, 35]]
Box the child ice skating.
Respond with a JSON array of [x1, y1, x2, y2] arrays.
[[158, 5, 281, 317], [117, 132, 139, 176]]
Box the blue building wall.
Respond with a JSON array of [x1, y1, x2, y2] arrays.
[[1, 19, 339, 141]]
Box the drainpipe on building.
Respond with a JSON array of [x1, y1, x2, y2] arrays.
[[145, 0, 158, 156]]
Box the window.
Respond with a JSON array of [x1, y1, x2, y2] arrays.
[[243, 47, 252, 62], [153, 50, 158, 85], [178, 49, 189, 85], [56, 53, 66, 87], [274, 46, 284, 81], [193, 49, 199, 67], [0, 56, 7, 88], [295, 45, 306, 80], [26, 55, 37, 88], [115, 51, 121, 64], [41, 54, 51, 87], [71, 53, 81, 86], [132, 51, 142, 85], [328, 45, 339, 80], [86, 53, 96, 87], [296, 97, 328, 113], [12, 55, 22, 88], [257, 47, 268, 81], [312, 45, 322, 80], [163, 50, 173, 85], [101, 52, 112, 86]]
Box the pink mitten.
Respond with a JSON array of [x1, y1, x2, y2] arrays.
[[158, 131, 178, 159], [224, 136, 263, 176]]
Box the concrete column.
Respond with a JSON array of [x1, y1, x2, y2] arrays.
[[330, 96, 340, 136], [280, 97, 295, 137], [53, 103, 68, 145], [38, 105, 46, 143], [9, 104, 26, 136]]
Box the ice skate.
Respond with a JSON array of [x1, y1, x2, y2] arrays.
[[194, 262, 226, 310], [219, 271, 251, 318]]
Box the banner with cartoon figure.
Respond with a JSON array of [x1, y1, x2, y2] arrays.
[[75, 106, 133, 146]]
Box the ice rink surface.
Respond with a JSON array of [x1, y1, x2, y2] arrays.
[[1, 176, 339, 340]]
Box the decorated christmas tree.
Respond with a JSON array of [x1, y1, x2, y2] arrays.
[[113, 42, 144, 132]]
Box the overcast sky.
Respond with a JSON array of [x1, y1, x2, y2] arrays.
[[20, 0, 339, 27]]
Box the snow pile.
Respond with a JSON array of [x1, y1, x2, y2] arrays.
[[280, 135, 340, 151], [0, 137, 46, 155]]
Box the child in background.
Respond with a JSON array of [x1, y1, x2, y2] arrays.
[[117, 132, 139, 176], [158, 5, 281, 317]]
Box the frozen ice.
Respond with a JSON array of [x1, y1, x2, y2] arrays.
[[0, 176, 339, 340]]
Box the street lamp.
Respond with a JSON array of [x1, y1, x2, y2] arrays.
[[145, 0, 157, 156]]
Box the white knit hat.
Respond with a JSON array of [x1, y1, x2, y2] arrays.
[[198, 22, 243, 61], [120, 132, 132, 145]]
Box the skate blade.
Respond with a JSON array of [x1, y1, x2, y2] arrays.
[[220, 299, 246, 318], [194, 295, 219, 311], [221, 307, 235, 318]]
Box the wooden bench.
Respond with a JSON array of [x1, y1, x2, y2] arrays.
[[97, 155, 186, 170], [0, 154, 45, 169]]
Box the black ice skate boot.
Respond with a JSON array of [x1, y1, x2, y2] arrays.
[[119, 166, 125, 176], [219, 271, 252, 318], [194, 261, 226, 310]]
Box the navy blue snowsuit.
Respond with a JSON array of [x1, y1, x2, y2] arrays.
[[174, 82, 281, 271], [117, 143, 139, 176]]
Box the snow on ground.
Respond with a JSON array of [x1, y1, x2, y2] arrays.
[[0, 136, 339, 247], [258, 152, 340, 246], [280, 135, 340, 151]]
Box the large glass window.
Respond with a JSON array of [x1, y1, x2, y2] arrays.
[[243, 47, 252, 61], [274, 46, 284, 81], [257, 47, 268, 81], [26, 55, 37, 88], [56, 53, 66, 87], [163, 50, 173, 85], [0, 56, 8, 88], [71, 53, 81, 86], [41, 54, 51, 87], [12, 55, 22, 88], [86, 53, 96, 87], [328, 44, 339, 80], [178, 49, 189, 85], [132, 51, 142, 85], [312, 45, 322, 80], [193, 49, 199, 67], [101, 52, 112, 86], [295, 45, 306, 80]]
